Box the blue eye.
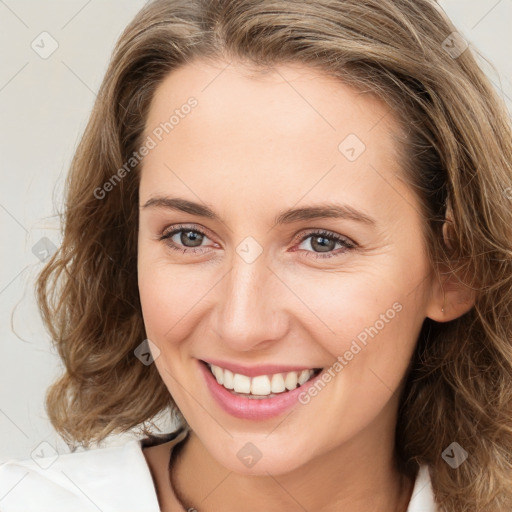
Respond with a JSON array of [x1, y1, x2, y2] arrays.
[[159, 225, 356, 259]]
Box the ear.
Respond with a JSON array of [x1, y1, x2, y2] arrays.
[[425, 211, 476, 323]]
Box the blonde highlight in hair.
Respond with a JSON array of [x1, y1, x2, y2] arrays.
[[37, 1, 512, 509]]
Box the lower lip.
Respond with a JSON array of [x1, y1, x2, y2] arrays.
[[198, 360, 324, 420]]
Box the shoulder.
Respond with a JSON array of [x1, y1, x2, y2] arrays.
[[0, 437, 161, 512], [406, 465, 438, 512]]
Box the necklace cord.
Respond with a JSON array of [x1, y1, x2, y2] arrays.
[[168, 428, 195, 511]]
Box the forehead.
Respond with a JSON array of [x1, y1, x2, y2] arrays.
[[144, 58, 400, 145], [140, 59, 414, 222]]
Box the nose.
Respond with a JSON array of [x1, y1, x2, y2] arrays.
[[212, 249, 289, 352]]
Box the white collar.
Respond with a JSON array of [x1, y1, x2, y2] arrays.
[[407, 465, 437, 511]]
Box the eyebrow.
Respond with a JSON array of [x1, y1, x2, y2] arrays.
[[141, 196, 377, 226]]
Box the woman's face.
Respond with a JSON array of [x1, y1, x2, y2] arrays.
[[137, 59, 440, 475]]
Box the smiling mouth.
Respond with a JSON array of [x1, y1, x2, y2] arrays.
[[203, 361, 323, 399]]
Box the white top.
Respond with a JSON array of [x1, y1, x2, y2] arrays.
[[0, 434, 438, 511]]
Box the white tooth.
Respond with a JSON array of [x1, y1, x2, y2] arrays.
[[271, 373, 286, 393], [298, 369, 312, 385], [212, 365, 224, 385], [215, 365, 317, 394], [251, 375, 272, 395], [284, 371, 299, 390], [223, 369, 234, 389], [233, 373, 251, 393]]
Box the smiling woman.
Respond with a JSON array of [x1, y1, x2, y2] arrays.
[[2, 0, 512, 511]]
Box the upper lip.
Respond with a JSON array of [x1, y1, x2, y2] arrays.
[[201, 359, 322, 378]]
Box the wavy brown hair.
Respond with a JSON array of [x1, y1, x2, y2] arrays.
[[36, 0, 512, 509]]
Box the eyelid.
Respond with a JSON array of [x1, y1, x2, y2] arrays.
[[292, 228, 356, 247], [160, 223, 214, 241]]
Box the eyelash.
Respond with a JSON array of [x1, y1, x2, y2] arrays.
[[158, 224, 356, 259]]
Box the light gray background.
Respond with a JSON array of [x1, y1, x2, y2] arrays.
[[1, 0, 511, 462]]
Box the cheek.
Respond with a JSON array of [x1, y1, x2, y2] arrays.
[[310, 283, 418, 375], [137, 244, 216, 344], [288, 252, 422, 332], [291, 273, 425, 429], [286, 249, 428, 377]]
